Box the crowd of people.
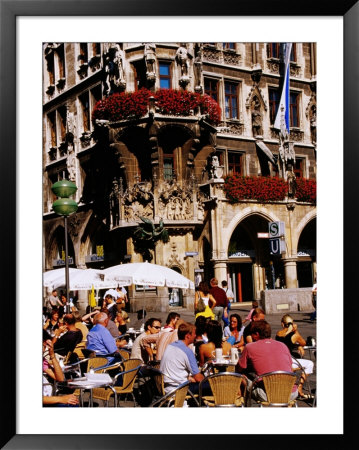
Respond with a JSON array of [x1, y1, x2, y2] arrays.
[[42, 278, 315, 406]]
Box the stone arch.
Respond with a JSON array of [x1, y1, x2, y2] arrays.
[[293, 211, 317, 255], [222, 206, 281, 259], [45, 224, 76, 270]]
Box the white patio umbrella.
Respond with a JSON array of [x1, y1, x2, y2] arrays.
[[103, 262, 195, 289], [43, 268, 126, 291], [103, 262, 195, 322]]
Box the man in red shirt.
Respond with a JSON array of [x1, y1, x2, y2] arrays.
[[209, 278, 229, 325], [236, 320, 297, 402]]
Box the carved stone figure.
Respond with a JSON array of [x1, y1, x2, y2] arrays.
[[209, 155, 224, 179], [176, 46, 189, 78], [251, 97, 263, 137], [144, 43, 156, 81], [104, 44, 126, 95], [286, 166, 297, 198], [67, 147, 76, 182], [194, 49, 203, 91]]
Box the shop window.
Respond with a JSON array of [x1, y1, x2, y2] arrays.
[[159, 62, 171, 89], [224, 81, 239, 119]]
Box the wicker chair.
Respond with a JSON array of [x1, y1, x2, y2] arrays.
[[91, 358, 142, 407], [248, 371, 298, 407], [199, 372, 247, 407], [149, 380, 193, 407], [117, 348, 131, 361]]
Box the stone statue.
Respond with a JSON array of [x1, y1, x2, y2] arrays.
[[144, 43, 156, 81], [209, 155, 223, 179], [194, 49, 203, 92], [286, 166, 297, 198], [104, 44, 126, 95], [176, 45, 189, 78], [251, 97, 263, 137]]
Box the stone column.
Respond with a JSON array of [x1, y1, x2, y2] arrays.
[[283, 258, 298, 289], [213, 261, 227, 283]]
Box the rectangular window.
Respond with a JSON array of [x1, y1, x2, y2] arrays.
[[290, 92, 300, 127], [48, 111, 57, 147], [92, 43, 101, 56], [163, 154, 174, 180], [58, 106, 67, 142], [57, 45, 66, 79], [133, 60, 147, 91], [293, 158, 304, 178], [224, 82, 238, 119], [228, 152, 242, 175], [46, 53, 55, 85], [223, 43, 235, 50], [159, 62, 171, 89], [79, 43, 88, 64], [204, 78, 218, 102], [269, 88, 280, 124], [290, 44, 297, 62], [79, 92, 90, 131], [268, 43, 281, 59]]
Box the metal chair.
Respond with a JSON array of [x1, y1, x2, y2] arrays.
[[199, 372, 247, 407], [248, 371, 298, 407], [149, 380, 199, 407], [91, 358, 142, 407]]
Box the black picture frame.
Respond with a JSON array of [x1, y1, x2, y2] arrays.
[[1, 0, 356, 448]]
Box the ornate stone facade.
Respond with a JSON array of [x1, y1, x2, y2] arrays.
[[43, 42, 317, 313]]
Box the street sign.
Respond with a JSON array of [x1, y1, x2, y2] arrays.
[[185, 252, 199, 256], [52, 257, 74, 267], [268, 221, 285, 238], [257, 232, 270, 238], [269, 238, 286, 255]]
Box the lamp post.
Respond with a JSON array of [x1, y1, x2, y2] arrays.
[[51, 179, 78, 313]]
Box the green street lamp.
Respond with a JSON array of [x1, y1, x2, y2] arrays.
[[51, 179, 78, 313]]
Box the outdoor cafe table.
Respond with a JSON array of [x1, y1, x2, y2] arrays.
[[67, 377, 117, 407], [210, 358, 237, 373]]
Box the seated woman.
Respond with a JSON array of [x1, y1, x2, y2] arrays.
[[43, 308, 60, 338], [194, 282, 216, 321], [198, 320, 232, 367], [223, 313, 245, 351], [276, 314, 314, 399], [194, 315, 209, 361]]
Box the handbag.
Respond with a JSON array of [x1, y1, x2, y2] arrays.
[[195, 296, 206, 314]]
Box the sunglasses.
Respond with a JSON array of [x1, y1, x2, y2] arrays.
[[152, 326, 161, 330], [284, 322, 293, 327]]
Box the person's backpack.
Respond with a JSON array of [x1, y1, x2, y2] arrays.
[[195, 296, 206, 314]]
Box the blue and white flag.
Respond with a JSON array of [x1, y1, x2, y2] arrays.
[[274, 43, 292, 135]]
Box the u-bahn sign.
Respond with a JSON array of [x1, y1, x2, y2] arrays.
[[269, 238, 286, 255], [268, 221, 285, 238]]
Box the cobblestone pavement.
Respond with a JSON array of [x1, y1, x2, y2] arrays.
[[81, 303, 317, 407]]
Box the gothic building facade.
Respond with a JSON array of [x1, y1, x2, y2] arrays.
[[43, 42, 317, 313]]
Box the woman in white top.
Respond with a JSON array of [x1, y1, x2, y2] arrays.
[[194, 281, 216, 320]]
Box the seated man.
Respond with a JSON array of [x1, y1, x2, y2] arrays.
[[131, 318, 162, 363], [52, 313, 83, 357], [236, 320, 298, 402], [160, 322, 204, 395], [242, 307, 266, 344], [86, 312, 125, 364]]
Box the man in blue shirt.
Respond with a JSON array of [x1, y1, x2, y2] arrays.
[[86, 312, 123, 364], [160, 322, 204, 394]]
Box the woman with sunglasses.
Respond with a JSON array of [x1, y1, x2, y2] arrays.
[[276, 314, 314, 399]]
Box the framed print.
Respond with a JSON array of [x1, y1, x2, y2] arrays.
[[1, 0, 357, 448]]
